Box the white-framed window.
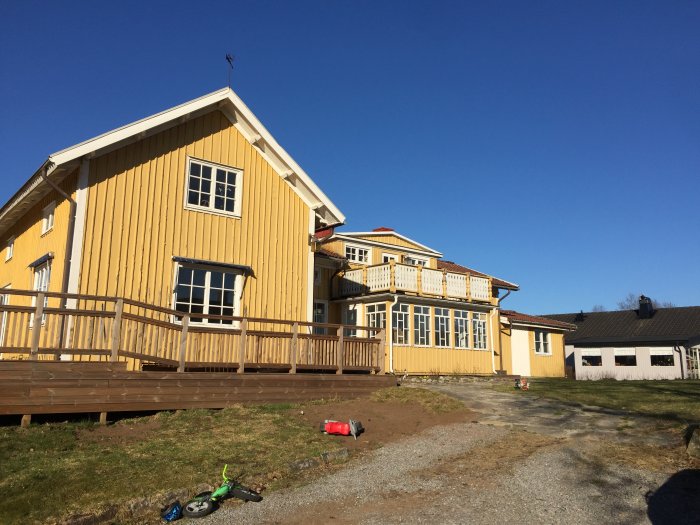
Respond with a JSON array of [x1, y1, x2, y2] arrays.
[[345, 244, 370, 264], [650, 348, 674, 367], [534, 330, 550, 355], [31, 261, 51, 326], [404, 255, 428, 267], [41, 202, 55, 234], [0, 285, 10, 348], [185, 158, 242, 217], [365, 303, 386, 334], [312, 300, 328, 335], [343, 304, 360, 337], [472, 312, 487, 350], [5, 237, 14, 262], [382, 253, 399, 263], [173, 264, 240, 325], [614, 348, 637, 367], [392, 303, 410, 345], [454, 310, 469, 349], [414, 305, 431, 346], [434, 308, 450, 347], [581, 349, 602, 366]]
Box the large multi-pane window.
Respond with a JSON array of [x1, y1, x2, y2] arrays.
[[174, 265, 238, 325], [366, 304, 386, 337], [534, 330, 550, 355], [345, 244, 370, 264], [472, 312, 487, 349], [392, 303, 410, 345], [186, 159, 241, 216], [414, 306, 431, 346], [434, 308, 450, 347], [454, 310, 469, 348]]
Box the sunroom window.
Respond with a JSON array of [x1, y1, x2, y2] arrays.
[[174, 265, 239, 324], [454, 310, 469, 348], [472, 312, 487, 349], [186, 159, 242, 216]]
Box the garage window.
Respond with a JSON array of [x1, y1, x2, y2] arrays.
[[581, 349, 602, 366], [650, 349, 674, 367], [614, 348, 636, 367]]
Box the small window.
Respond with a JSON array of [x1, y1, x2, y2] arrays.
[[5, 237, 14, 261], [581, 349, 602, 366], [41, 203, 55, 234], [650, 349, 674, 367], [534, 330, 550, 355], [31, 261, 51, 326], [614, 349, 637, 366], [404, 255, 428, 266], [345, 244, 370, 264], [382, 253, 399, 263], [314, 269, 321, 287], [185, 158, 242, 217], [173, 264, 240, 325], [392, 303, 410, 345]]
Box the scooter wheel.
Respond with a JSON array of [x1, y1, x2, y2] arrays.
[[182, 494, 214, 518]]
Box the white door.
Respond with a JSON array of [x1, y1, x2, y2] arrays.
[[511, 328, 531, 376]]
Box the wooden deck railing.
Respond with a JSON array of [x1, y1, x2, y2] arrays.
[[336, 261, 492, 302], [0, 290, 385, 374]]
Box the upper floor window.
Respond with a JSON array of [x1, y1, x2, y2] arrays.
[[41, 202, 55, 234], [185, 158, 242, 217], [5, 237, 14, 262], [534, 330, 550, 355], [382, 253, 399, 263], [173, 264, 240, 325], [345, 244, 370, 264], [472, 312, 487, 349], [404, 255, 428, 267]]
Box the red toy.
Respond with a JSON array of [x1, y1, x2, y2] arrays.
[[320, 419, 364, 440]]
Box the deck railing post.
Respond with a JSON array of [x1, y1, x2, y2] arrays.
[[389, 260, 396, 293], [377, 328, 386, 375], [289, 322, 298, 374], [110, 299, 124, 363], [336, 326, 344, 374], [237, 318, 247, 374], [30, 292, 44, 360], [177, 315, 190, 373]]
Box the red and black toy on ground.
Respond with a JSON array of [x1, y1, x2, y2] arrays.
[[319, 419, 365, 439]]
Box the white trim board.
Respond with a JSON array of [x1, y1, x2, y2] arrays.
[[328, 234, 442, 258]]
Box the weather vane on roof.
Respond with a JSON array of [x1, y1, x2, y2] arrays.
[[226, 54, 235, 88]]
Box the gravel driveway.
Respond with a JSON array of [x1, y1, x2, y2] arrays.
[[198, 381, 699, 525]]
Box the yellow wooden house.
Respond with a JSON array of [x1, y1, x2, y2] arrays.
[[313, 227, 573, 376], [0, 88, 345, 347]]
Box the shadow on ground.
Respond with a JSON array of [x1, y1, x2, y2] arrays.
[[646, 469, 700, 525]]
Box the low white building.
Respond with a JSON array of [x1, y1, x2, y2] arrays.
[[545, 297, 700, 380]]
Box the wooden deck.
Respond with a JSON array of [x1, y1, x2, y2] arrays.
[[0, 361, 397, 422]]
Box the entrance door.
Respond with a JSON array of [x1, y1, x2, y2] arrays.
[[511, 328, 531, 376]]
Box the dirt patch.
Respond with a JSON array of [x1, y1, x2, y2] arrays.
[[290, 396, 473, 453], [76, 419, 163, 445]]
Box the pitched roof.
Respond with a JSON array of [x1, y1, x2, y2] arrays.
[[543, 307, 700, 346], [0, 88, 344, 237], [501, 310, 576, 331], [437, 260, 519, 291], [330, 231, 442, 256]]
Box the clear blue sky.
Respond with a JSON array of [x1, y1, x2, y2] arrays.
[[1, 1, 698, 314]]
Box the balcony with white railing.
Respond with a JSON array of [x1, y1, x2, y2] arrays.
[[335, 262, 492, 303]]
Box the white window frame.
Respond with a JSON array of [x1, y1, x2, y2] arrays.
[[30, 262, 51, 327], [434, 307, 450, 347], [382, 253, 399, 263], [404, 255, 429, 267], [534, 330, 551, 355], [345, 244, 371, 265], [172, 263, 242, 326], [365, 303, 386, 335], [41, 202, 55, 235], [454, 310, 469, 349], [0, 285, 10, 349], [472, 312, 487, 350], [392, 303, 410, 345], [184, 157, 243, 218], [5, 237, 14, 262], [413, 305, 431, 346], [343, 304, 361, 337], [312, 300, 328, 335]]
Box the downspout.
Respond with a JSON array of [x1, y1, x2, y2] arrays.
[[496, 289, 512, 373], [389, 295, 399, 374]]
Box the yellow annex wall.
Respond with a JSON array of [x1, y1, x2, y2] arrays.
[[528, 331, 566, 377], [497, 322, 513, 374], [78, 110, 312, 321]]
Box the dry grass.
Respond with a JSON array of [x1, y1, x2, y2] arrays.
[[370, 386, 466, 413]]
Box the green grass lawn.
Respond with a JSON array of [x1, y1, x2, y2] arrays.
[[498, 378, 700, 422], [0, 387, 460, 525]]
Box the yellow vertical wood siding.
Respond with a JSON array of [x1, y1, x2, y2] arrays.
[[528, 331, 566, 377], [78, 111, 311, 321], [497, 323, 513, 374]]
